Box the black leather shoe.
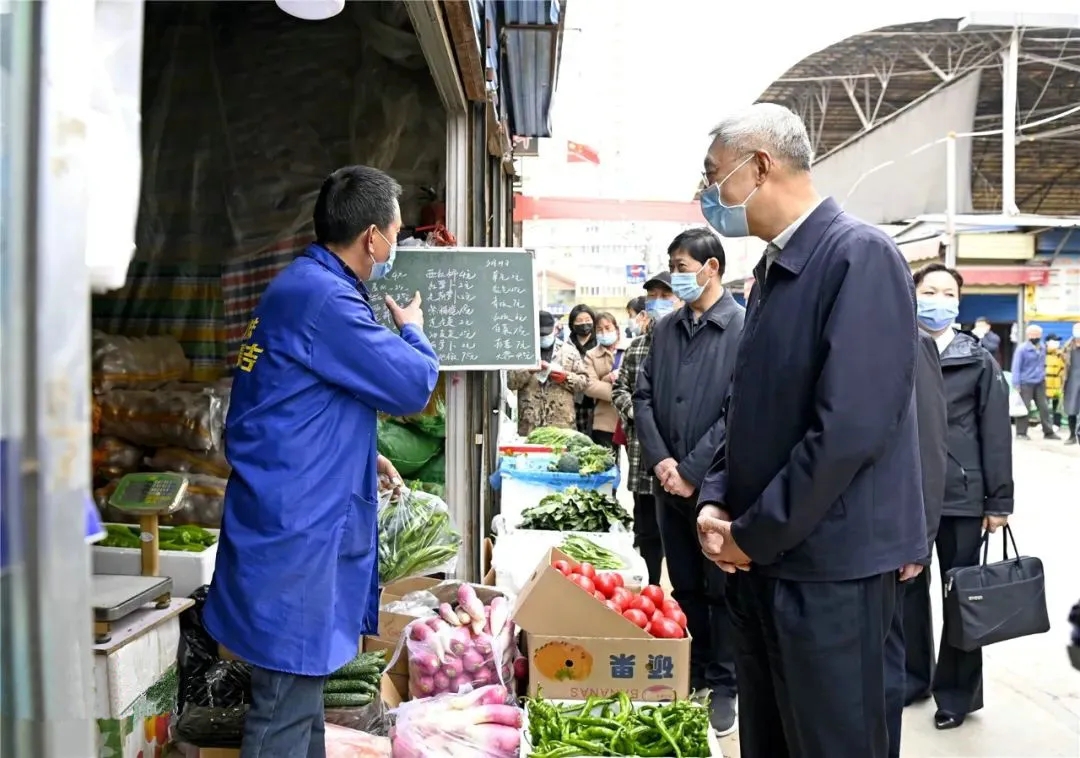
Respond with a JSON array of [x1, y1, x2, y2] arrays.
[[934, 710, 965, 730]]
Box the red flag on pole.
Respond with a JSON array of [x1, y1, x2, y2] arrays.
[[567, 141, 600, 164]]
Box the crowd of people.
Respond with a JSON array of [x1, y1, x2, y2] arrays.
[[509, 103, 1078, 758]]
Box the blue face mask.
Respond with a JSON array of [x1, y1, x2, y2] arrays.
[[369, 229, 397, 281], [916, 296, 959, 332], [700, 155, 759, 238], [540, 333, 556, 349], [597, 332, 618, 347], [627, 319, 641, 337], [646, 298, 675, 318]]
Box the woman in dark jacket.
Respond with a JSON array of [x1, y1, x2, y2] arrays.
[[567, 304, 598, 434], [908, 263, 1014, 731]]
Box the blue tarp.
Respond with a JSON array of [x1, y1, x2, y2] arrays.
[[490, 453, 620, 492]]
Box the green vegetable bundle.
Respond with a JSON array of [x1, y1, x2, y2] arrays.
[[99, 524, 217, 552], [402, 399, 447, 439], [526, 427, 593, 449], [558, 535, 626, 569], [526, 693, 712, 757], [323, 649, 386, 709], [378, 488, 462, 583], [519, 487, 632, 533], [550, 444, 615, 475], [377, 418, 443, 477]]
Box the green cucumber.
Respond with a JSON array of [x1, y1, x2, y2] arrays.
[[323, 679, 378, 695], [323, 692, 373, 708]]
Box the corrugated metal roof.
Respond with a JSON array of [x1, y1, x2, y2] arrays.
[[499, 1, 562, 139]]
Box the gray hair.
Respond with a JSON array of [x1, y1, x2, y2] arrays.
[[709, 103, 814, 171]]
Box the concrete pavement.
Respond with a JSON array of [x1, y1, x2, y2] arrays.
[[633, 439, 1080, 757]]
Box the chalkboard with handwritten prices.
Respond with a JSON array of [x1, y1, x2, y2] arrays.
[[366, 247, 540, 370]]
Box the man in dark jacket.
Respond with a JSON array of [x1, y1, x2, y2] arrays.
[[884, 330, 948, 758], [694, 103, 927, 758], [633, 227, 744, 735]]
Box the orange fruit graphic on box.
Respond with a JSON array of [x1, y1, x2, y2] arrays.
[[533, 641, 593, 681]]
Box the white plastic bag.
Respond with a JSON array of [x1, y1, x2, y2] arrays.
[[1009, 389, 1029, 418]]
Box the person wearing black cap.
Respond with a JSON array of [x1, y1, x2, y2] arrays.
[[507, 311, 590, 436], [643, 271, 680, 321]]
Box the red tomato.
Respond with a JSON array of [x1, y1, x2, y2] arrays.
[[622, 608, 649, 628], [650, 617, 686, 638], [593, 573, 617, 599], [570, 574, 596, 594], [661, 598, 681, 614], [611, 573, 625, 588], [651, 610, 666, 625], [611, 587, 634, 611], [593, 590, 607, 602], [552, 560, 572, 575], [664, 608, 688, 629], [641, 585, 666, 607], [604, 600, 622, 614], [632, 595, 657, 617], [578, 562, 597, 579]]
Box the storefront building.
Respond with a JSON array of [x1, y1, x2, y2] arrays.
[[1, 1, 567, 755]]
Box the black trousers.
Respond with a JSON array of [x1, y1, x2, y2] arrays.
[[631, 492, 663, 586], [654, 490, 737, 696], [591, 429, 615, 449], [1016, 382, 1054, 436], [883, 575, 908, 758], [904, 515, 985, 717], [728, 570, 895, 758]]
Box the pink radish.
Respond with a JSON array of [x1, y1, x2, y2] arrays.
[[444, 683, 508, 709], [408, 620, 446, 662], [433, 671, 451, 693], [456, 607, 471, 626], [457, 584, 487, 634], [483, 605, 493, 634], [461, 648, 487, 673], [409, 674, 435, 697], [447, 626, 471, 657], [472, 632, 493, 656], [460, 723, 521, 753], [488, 595, 509, 639], [411, 651, 440, 676], [513, 656, 527, 681], [471, 667, 495, 686], [469, 704, 524, 728], [439, 603, 461, 627], [441, 657, 464, 680]]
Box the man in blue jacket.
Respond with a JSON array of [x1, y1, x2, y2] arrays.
[[694, 104, 926, 758], [204, 165, 439, 758], [1011, 323, 1058, 439]]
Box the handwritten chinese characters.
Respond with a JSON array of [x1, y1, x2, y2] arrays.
[[366, 249, 538, 369], [236, 318, 264, 372]]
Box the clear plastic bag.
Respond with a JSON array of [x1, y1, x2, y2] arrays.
[[389, 685, 522, 758], [97, 473, 227, 527], [92, 435, 145, 480], [91, 331, 191, 392], [326, 722, 391, 757], [377, 487, 461, 584], [325, 698, 389, 736], [145, 446, 231, 478], [97, 385, 226, 451], [401, 586, 519, 700]]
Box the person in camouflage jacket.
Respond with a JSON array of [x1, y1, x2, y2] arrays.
[[507, 311, 590, 437]]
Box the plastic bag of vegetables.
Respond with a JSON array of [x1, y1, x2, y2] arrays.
[[326, 722, 391, 757], [389, 683, 522, 758], [378, 487, 462, 583], [403, 587, 524, 700]]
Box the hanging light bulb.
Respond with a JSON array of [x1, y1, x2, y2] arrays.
[[274, 0, 345, 21]]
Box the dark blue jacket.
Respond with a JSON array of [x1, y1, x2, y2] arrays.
[[699, 198, 926, 581]]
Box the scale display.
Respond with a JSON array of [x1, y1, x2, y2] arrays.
[[108, 472, 189, 515]]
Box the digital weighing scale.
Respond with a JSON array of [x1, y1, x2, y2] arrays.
[[91, 472, 189, 643]]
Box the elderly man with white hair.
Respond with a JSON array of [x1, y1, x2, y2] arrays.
[[694, 103, 927, 758]]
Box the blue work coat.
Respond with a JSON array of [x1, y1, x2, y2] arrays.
[[203, 243, 439, 676], [1010, 340, 1046, 386]]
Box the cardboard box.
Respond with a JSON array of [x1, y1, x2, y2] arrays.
[[512, 548, 690, 701]]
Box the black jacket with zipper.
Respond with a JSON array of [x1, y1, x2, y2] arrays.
[[915, 331, 948, 564], [939, 331, 1014, 517]]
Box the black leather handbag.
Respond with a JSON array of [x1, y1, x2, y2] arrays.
[[943, 525, 1050, 652]]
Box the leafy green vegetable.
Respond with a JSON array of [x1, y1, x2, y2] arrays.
[[378, 488, 462, 583], [554, 453, 580, 473], [377, 418, 444, 476], [407, 480, 445, 500], [559, 535, 626, 569], [519, 487, 632, 533], [413, 452, 445, 485], [402, 398, 446, 438], [546, 443, 614, 475], [526, 426, 592, 448]]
